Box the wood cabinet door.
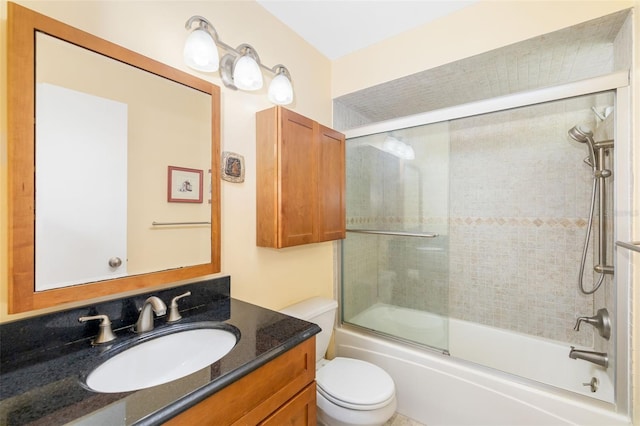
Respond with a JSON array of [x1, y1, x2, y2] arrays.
[[259, 382, 317, 426], [256, 106, 345, 248], [316, 124, 346, 242], [278, 108, 318, 247], [165, 338, 316, 426]]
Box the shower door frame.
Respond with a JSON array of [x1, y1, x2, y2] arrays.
[[338, 71, 632, 415]]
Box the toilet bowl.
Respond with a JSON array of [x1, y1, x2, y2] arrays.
[[316, 357, 397, 426], [280, 298, 396, 426]]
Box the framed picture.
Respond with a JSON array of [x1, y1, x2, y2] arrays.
[[167, 166, 203, 203], [221, 151, 245, 183]]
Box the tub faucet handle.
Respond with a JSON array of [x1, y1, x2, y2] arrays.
[[573, 308, 611, 340], [78, 314, 116, 345], [167, 291, 192, 323]]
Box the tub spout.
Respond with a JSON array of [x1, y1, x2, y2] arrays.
[[569, 346, 608, 368]]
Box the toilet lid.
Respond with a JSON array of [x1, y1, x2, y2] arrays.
[[317, 357, 395, 410]]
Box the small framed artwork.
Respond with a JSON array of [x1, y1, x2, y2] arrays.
[[221, 151, 245, 183], [168, 166, 203, 203]]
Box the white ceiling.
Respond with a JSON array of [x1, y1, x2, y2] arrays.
[[256, 0, 478, 60]]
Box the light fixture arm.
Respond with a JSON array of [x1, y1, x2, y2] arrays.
[[236, 43, 261, 65], [271, 64, 292, 80]]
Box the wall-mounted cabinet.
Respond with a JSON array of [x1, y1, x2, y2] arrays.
[[256, 107, 345, 248]]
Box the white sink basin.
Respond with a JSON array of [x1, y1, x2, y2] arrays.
[[86, 327, 237, 393]]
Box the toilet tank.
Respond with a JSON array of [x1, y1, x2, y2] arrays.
[[280, 297, 337, 362]]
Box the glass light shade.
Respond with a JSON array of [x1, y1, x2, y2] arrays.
[[268, 74, 294, 105], [383, 136, 415, 160], [233, 55, 263, 91], [183, 29, 219, 72]]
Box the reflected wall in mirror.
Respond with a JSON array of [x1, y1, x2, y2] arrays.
[[8, 2, 221, 313]]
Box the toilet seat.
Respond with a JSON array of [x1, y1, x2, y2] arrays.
[[317, 357, 395, 411]]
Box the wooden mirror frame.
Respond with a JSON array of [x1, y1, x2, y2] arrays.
[[7, 3, 221, 313]]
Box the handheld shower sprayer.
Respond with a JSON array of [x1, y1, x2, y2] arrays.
[[567, 124, 614, 295], [568, 125, 597, 174]]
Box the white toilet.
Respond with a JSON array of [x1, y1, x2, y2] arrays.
[[280, 297, 397, 426]]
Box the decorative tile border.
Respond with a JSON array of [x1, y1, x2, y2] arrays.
[[451, 217, 588, 228]]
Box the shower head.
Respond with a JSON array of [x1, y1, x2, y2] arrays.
[[568, 125, 597, 173], [568, 125, 594, 144]]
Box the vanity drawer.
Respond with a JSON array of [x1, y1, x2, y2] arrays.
[[259, 382, 316, 426], [165, 336, 315, 425]]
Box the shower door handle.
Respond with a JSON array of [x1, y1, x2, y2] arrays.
[[346, 229, 439, 238], [616, 241, 640, 253]]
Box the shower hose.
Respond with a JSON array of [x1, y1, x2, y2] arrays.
[[578, 177, 606, 295]]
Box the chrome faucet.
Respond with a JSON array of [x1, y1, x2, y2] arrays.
[[135, 296, 167, 333], [569, 346, 608, 368]]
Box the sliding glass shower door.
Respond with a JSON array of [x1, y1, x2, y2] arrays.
[[341, 122, 451, 352], [340, 90, 620, 401]]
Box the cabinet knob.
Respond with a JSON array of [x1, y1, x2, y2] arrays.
[[108, 257, 122, 268]]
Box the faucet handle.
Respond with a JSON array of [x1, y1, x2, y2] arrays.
[[573, 308, 611, 340], [79, 314, 116, 345], [167, 291, 192, 323], [573, 317, 586, 331]]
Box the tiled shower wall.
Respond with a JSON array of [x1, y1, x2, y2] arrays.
[[448, 93, 614, 346], [344, 93, 615, 347]]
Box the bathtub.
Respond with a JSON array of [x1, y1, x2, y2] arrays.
[[339, 304, 630, 426]]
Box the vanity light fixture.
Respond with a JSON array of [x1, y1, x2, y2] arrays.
[[231, 44, 263, 91], [183, 20, 219, 72], [382, 135, 415, 160], [184, 15, 294, 105], [268, 66, 294, 105]]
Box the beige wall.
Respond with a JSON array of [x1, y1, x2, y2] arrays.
[[0, 0, 334, 321], [333, 0, 638, 420]]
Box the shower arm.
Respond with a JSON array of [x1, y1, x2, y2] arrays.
[[594, 139, 614, 150]]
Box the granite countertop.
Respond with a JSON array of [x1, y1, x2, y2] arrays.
[[0, 277, 320, 425]]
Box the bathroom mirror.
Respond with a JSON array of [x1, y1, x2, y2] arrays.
[[8, 3, 221, 313]]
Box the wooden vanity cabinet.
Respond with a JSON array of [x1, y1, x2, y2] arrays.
[[165, 337, 316, 426], [256, 107, 345, 248]]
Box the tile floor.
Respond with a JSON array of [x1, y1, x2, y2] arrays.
[[384, 413, 425, 426]]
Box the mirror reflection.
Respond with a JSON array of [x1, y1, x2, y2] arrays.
[[35, 33, 212, 291], [8, 1, 220, 313]]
